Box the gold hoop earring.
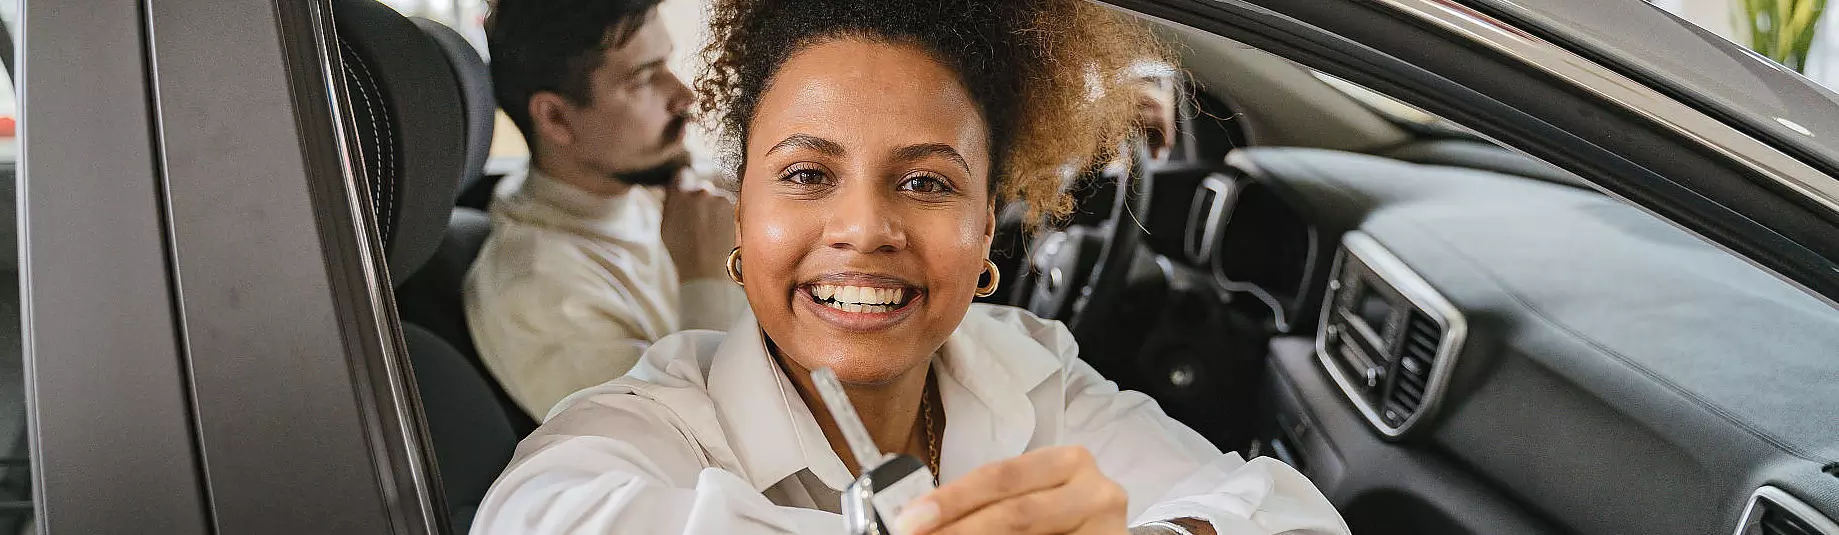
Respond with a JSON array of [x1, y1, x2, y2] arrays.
[[726, 247, 744, 286], [975, 258, 1000, 297]]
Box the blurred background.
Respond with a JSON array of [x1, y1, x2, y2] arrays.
[[375, 0, 718, 178]]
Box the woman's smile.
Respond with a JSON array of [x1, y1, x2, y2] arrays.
[[796, 274, 927, 332]]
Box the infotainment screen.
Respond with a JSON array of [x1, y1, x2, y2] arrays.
[[1355, 285, 1394, 333]]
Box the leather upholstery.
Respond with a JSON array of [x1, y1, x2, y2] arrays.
[[335, 0, 465, 285]]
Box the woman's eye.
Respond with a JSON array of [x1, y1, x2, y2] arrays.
[[782, 168, 830, 186], [898, 174, 953, 194]]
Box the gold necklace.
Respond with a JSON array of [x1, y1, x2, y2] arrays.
[[920, 379, 941, 485]]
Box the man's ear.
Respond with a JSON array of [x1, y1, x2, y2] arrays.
[[529, 92, 576, 149]]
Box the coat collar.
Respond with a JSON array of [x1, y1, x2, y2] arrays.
[[494, 167, 662, 240]]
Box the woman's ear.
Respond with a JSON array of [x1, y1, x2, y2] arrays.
[[733, 195, 744, 242], [529, 92, 576, 148], [982, 203, 997, 257]]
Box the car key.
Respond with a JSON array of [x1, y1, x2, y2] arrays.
[[810, 368, 937, 535]]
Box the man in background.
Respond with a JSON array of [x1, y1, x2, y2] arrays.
[[467, 0, 744, 418]]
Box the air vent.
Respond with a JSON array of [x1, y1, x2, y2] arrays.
[[1315, 232, 1467, 439], [1760, 504, 1822, 535], [1738, 487, 1839, 535], [1184, 174, 1233, 264], [1383, 312, 1441, 426]]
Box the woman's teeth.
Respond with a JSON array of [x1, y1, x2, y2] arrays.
[[811, 284, 910, 313]]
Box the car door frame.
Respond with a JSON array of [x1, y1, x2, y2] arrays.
[[18, 0, 440, 533]]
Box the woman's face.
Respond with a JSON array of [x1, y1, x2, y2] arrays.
[[736, 38, 995, 386]]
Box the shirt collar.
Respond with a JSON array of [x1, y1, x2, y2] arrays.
[[705, 305, 1067, 493], [703, 317, 855, 492]]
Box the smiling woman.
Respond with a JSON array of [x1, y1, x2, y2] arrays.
[[470, 1, 1350, 534]]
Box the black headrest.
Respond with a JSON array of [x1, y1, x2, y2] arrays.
[[411, 18, 496, 199], [334, 0, 466, 286]]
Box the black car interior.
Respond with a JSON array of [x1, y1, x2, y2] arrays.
[[981, 27, 1839, 535], [1038, 91, 1838, 535], [327, 1, 1839, 533]]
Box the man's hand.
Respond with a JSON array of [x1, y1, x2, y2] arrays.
[[895, 446, 1129, 535], [660, 186, 736, 282], [1133, 78, 1176, 163]]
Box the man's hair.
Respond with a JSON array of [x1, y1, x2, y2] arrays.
[[487, 0, 664, 150], [696, 0, 1165, 224]]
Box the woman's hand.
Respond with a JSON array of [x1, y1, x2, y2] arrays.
[[895, 446, 1129, 535]]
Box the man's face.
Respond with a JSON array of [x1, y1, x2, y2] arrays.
[[542, 10, 693, 185]]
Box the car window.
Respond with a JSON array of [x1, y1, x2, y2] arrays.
[[1649, 0, 1835, 81], [1162, 17, 1839, 533], [0, 1, 28, 533]]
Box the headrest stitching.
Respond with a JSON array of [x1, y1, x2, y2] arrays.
[[345, 52, 398, 243]]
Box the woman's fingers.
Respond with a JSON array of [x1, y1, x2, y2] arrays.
[[898, 446, 1104, 534], [921, 467, 1128, 535]]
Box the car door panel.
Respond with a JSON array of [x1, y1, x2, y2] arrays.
[[17, 1, 213, 532]]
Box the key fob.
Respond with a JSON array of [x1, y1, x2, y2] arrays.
[[809, 368, 938, 535], [842, 454, 935, 535]]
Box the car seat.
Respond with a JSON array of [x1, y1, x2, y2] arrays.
[[332, 0, 521, 530], [391, 16, 537, 435]]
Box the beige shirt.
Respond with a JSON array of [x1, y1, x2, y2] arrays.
[[472, 305, 1350, 534], [464, 168, 747, 418]]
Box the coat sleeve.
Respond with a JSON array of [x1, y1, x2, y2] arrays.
[[466, 274, 656, 418], [470, 394, 844, 535]]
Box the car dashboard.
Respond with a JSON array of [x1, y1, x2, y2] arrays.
[[1163, 146, 1839, 534]]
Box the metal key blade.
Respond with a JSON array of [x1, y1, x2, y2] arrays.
[[810, 368, 886, 472]]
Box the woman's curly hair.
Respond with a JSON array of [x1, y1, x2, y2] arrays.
[[696, 0, 1166, 223]]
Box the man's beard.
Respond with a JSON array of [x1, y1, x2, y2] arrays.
[[610, 153, 690, 187], [611, 116, 691, 186]]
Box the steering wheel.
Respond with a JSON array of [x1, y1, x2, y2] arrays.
[[1016, 139, 1154, 338]]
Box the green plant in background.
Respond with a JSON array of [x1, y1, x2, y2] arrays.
[[1741, 0, 1828, 72]]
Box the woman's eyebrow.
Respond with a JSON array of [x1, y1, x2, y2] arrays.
[[893, 143, 970, 174], [765, 134, 846, 158]]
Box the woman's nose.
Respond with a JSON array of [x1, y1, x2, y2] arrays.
[[823, 187, 906, 254]]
